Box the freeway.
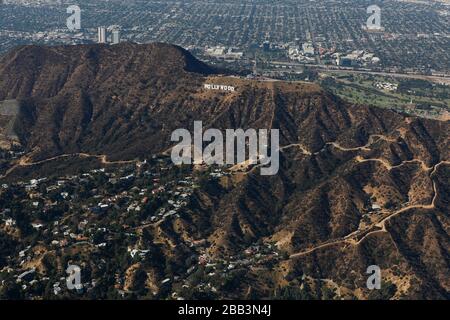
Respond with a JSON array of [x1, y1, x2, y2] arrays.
[[269, 61, 450, 85]]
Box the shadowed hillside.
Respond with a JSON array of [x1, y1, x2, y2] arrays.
[[0, 43, 448, 300]]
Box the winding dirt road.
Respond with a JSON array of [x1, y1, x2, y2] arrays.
[[0, 153, 137, 179], [263, 133, 450, 259], [290, 160, 449, 259], [283, 134, 448, 259]]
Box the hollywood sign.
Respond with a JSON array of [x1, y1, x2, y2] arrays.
[[204, 84, 235, 92]]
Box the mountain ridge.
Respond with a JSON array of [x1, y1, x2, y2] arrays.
[[0, 43, 448, 299]]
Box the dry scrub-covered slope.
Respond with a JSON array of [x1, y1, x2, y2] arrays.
[[0, 43, 448, 299]]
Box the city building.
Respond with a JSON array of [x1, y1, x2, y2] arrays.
[[302, 42, 315, 56], [205, 46, 226, 57], [204, 46, 243, 60], [98, 27, 106, 44], [112, 30, 121, 45]]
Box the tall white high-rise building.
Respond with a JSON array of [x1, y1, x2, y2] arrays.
[[98, 27, 106, 44], [111, 30, 121, 45]]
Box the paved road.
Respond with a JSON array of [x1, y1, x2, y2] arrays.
[[269, 61, 450, 84]]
